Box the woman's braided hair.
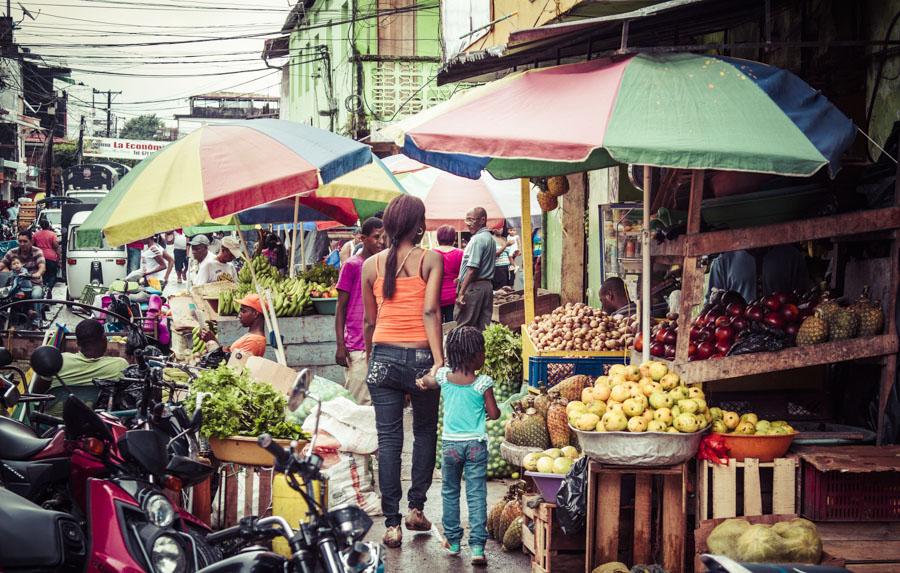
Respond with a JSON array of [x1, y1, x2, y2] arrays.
[[445, 326, 484, 374]]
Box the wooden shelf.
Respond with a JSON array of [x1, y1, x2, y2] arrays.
[[639, 334, 897, 384], [652, 206, 900, 258]]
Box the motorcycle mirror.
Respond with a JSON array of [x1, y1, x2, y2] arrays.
[[0, 347, 13, 368], [30, 345, 64, 379], [287, 368, 311, 411], [190, 392, 207, 431], [0, 376, 20, 409]]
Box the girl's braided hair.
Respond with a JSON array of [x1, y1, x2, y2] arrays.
[[445, 326, 484, 374]]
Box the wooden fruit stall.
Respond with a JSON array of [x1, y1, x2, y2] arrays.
[[652, 169, 900, 444]]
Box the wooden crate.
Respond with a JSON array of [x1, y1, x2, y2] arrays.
[[818, 522, 900, 573], [696, 458, 797, 521], [522, 495, 585, 573], [694, 514, 846, 572], [493, 290, 560, 331], [585, 461, 687, 573]]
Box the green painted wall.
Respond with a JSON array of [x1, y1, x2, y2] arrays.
[[864, 0, 900, 159], [283, 0, 445, 136]]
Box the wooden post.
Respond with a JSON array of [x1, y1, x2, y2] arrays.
[[521, 178, 535, 324], [674, 171, 705, 364], [299, 224, 307, 273], [289, 196, 300, 278], [560, 173, 586, 305], [641, 165, 652, 363], [879, 161, 900, 443]]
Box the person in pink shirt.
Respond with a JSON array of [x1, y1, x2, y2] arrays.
[[433, 225, 464, 323], [334, 217, 385, 405], [33, 218, 60, 291]]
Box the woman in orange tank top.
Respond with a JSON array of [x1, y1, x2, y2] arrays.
[[361, 195, 444, 548]]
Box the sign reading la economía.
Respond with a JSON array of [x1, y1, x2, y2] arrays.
[[83, 136, 170, 160]]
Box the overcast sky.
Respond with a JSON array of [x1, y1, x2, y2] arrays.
[[12, 0, 291, 130]]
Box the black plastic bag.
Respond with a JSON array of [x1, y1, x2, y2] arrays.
[[555, 455, 588, 535]]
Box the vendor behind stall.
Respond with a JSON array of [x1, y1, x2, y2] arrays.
[[708, 246, 809, 302], [201, 293, 267, 356]]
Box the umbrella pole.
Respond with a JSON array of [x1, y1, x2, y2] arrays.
[[521, 178, 535, 324], [234, 215, 287, 366], [641, 165, 651, 364], [289, 196, 300, 278], [299, 224, 306, 273]]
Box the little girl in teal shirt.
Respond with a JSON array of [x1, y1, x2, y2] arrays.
[[417, 326, 500, 565]]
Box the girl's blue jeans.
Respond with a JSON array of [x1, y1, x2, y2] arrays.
[[441, 439, 488, 547]]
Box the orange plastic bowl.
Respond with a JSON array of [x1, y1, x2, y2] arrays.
[[714, 432, 797, 462]]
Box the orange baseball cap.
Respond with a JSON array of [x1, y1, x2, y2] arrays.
[[237, 293, 264, 313]]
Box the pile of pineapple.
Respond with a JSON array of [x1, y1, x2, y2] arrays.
[[568, 361, 711, 434], [487, 482, 527, 551], [797, 286, 885, 346]]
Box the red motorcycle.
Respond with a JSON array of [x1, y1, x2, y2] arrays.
[[0, 346, 218, 572]]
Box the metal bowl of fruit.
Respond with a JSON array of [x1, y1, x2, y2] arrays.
[[570, 425, 708, 466]]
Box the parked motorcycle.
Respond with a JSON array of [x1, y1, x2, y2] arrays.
[[199, 370, 384, 573], [0, 346, 219, 572], [0, 268, 38, 329]]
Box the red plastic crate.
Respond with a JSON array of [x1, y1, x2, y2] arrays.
[[802, 462, 900, 521]]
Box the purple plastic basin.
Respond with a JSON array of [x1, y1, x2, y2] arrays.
[[524, 471, 564, 502]]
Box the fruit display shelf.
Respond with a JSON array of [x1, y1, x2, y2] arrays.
[[630, 333, 898, 385], [570, 424, 707, 466]]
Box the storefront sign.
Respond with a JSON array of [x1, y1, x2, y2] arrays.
[[83, 136, 170, 160]]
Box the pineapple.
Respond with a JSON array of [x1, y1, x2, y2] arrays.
[[517, 408, 550, 449], [852, 286, 884, 337], [817, 297, 841, 325], [549, 375, 592, 402], [797, 309, 829, 346], [497, 498, 523, 542], [533, 392, 552, 419], [502, 516, 524, 551], [547, 176, 570, 197], [829, 307, 859, 341], [546, 398, 571, 448], [487, 500, 506, 539]]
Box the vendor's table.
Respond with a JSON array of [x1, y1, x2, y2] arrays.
[[522, 494, 584, 573], [585, 460, 686, 573]]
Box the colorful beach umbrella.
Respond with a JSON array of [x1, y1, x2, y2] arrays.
[[398, 53, 856, 180], [77, 119, 372, 247], [380, 154, 540, 230], [237, 154, 403, 226]]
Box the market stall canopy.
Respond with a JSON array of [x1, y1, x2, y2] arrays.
[[380, 154, 540, 230], [397, 53, 857, 180], [237, 154, 403, 226], [76, 119, 372, 247]]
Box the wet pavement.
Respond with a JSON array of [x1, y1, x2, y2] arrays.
[[363, 410, 531, 572]]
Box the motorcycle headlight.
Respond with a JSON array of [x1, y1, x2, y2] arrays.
[[329, 505, 373, 544], [0, 287, 9, 297], [143, 494, 175, 528], [150, 534, 186, 573]]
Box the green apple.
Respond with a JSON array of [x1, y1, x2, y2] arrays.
[[649, 391, 674, 410], [627, 416, 648, 432]]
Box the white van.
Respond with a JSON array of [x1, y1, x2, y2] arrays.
[[66, 211, 127, 301]]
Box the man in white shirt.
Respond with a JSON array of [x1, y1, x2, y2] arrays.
[[187, 235, 212, 288], [195, 235, 240, 285]]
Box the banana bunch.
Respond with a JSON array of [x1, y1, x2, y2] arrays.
[[191, 327, 205, 355], [237, 255, 279, 285], [272, 278, 312, 317]]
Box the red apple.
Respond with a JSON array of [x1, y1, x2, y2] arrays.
[[689, 324, 704, 341], [715, 340, 732, 355], [781, 303, 800, 323], [726, 302, 745, 317], [745, 305, 764, 322], [663, 329, 677, 345], [764, 295, 782, 312], [731, 316, 749, 331], [655, 328, 668, 344], [650, 342, 665, 357], [764, 311, 785, 329], [696, 341, 715, 360], [714, 325, 735, 342], [715, 315, 732, 328]]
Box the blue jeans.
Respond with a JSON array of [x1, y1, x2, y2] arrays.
[[30, 284, 44, 320], [441, 440, 488, 547], [126, 247, 142, 274], [366, 344, 439, 527]]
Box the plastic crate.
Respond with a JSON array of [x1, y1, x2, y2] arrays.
[[527, 355, 626, 391], [801, 461, 900, 521]]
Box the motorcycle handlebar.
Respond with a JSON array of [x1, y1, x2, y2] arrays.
[[206, 515, 295, 545], [205, 524, 243, 545], [31, 412, 64, 426], [258, 434, 291, 470]]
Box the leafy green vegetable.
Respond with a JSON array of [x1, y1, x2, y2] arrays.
[[185, 366, 308, 440], [479, 323, 523, 403]]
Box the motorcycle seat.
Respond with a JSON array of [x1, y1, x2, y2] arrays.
[[0, 415, 50, 460], [0, 488, 84, 569]]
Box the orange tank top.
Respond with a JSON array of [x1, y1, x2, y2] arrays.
[[373, 249, 428, 344]]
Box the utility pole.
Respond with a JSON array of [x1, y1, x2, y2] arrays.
[[75, 116, 85, 165], [44, 100, 58, 197], [94, 89, 121, 137]]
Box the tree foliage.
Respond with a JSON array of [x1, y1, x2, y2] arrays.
[[119, 114, 164, 140]]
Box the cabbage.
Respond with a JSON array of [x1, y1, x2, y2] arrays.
[[736, 524, 790, 562], [707, 518, 751, 559], [774, 519, 822, 563]]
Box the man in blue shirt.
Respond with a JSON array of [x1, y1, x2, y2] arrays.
[[455, 207, 495, 331], [708, 246, 809, 303]]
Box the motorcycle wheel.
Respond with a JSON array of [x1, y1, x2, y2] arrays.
[[186, 524, 223, 567]]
